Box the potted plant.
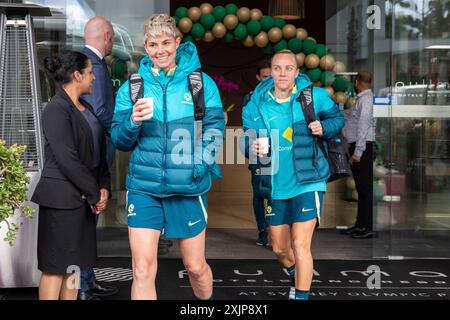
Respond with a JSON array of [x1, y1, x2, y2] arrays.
[[0, 139, 34, 246]]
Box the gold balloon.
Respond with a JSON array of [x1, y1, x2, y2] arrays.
[[203, 31, 214, 42], [242, 35, 254, 47], [250, 8, 263, 20], [237, 7, 251, 23], [333, 92, 348, 105], [346, 97, 356, 108], [307, 37, 317, 43], [104, 55, 113, 65], [254, 31, 269, 48], [295, 52, 306, 67], [188, 7, 202, 22], [282, 24, 297, 39], [313, 81, 323, 87], [320, 55, 336, 71], [346, 177, 356, 189], [334, 61, 346, 74], [212, 22, 227, 38], [200, 3, 213, 14], [268, 27, 283, 43], [296, 28, 308, 40], [325, 86, 335, 97], [224, 14, 239, 30], [178, 17, 193, 33], [305, 54, 320, 69]]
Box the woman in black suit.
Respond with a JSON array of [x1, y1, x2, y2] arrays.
[[31, 51, 110, 300]]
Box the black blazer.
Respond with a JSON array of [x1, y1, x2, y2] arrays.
[[31, 89, 111, 209]]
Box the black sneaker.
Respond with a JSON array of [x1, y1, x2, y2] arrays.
[[340, 226, 364, 235], [256, 230, 269, 246], [158, 244, 169, 255], [351, 229, 377, 239], [159, 238, 173, 247], [88, 282, 118, 297]]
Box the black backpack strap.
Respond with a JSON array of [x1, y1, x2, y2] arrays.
[[299, 85, 316, 124], [297, 85, 326, 166], [129, 73, 144, 104], [188, 69, 206, 167], [188, 69, 205, 121]]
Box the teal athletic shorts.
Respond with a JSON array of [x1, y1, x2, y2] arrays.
[[126, 191, 208, 239], [266, 191, 324, 226]]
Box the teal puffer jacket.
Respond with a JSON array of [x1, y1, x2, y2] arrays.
[[111, 42, 225, 197], [242, 74, 345, 198]]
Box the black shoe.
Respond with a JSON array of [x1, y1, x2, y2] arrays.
[[89, 282, 118, 297], [159, 238, 173, 247], [340, 226, 364, 235], [256, 230, 269, 246], [351, 229, 377, 239], [78, 290, 101, 300], [158, 244, 169, 255]]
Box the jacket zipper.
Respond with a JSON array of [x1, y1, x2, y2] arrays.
[[161, 83, 167, 193]]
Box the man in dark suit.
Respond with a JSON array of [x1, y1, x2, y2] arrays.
[[78, 16, 118, 300]]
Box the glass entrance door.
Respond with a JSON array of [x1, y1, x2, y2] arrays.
[[326, 0, 450, 258], [373, 0, 450, 258]]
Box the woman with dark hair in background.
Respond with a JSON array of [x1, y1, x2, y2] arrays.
[[31, 51, 111, 300]]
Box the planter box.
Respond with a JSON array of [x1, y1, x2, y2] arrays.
[[0, 171, 41, 288]]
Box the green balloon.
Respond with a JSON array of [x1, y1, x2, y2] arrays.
[[300, 66, 307, 74], [273, 18, 286, 29], [287, 38, 303, 53], [273, 39, 287, 52], [320, 71, 336, 86], [303, 39, 317, 55], [315, 44, 328, 58], [183, 35, 194, 43], [347, 83, 356, 96], [233, 23, 248, 40], [212, 6, 227, 22], [191, 23, 206, 39], [200, 13, 216, 30], [307, 68, 322, 82], [260, 16, 274, 32], [333, 76, 350, 92], [247, 20, 261, 36], [174, 16, 180, 25], [225, 3, 238, 15], [263, 43, 273, 54], [223, 31, 234, 43], [175, 7, 188, 19]]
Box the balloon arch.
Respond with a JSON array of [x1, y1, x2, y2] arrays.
[[174, 3, 356, 106]]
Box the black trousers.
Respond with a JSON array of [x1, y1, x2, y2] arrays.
[[349, 142, 374, 231]]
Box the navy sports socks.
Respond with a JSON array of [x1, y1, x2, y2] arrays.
[[286, 264, 296, 300], [286, 264, 296, 285], [294, 289, 310, 300]]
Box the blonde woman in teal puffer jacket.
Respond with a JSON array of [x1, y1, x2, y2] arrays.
[[111, 14, 224, 300]]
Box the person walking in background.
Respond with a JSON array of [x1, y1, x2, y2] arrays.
[[243, 61, 272, 247], [32, 51, 111, 300], [78, 16, 118, 300], [111, 14, 225, 300], [242, 50, 345, 300], [341, 70, 377, 239]]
